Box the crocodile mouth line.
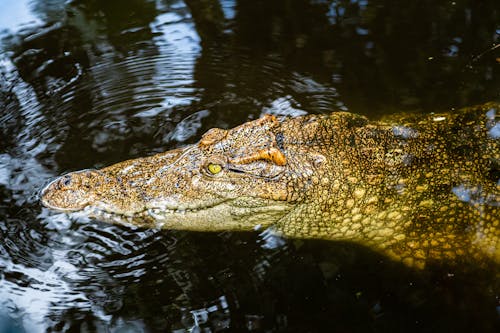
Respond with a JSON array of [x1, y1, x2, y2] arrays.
[[81, 199, 232, 224]]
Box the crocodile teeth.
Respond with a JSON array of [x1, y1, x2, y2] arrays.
[[148, 208, 164, 219], [146, 207, 193, 217], [113, 216, 123, 223]]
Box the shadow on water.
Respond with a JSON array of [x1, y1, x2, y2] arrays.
[[0, 0, 500, 332]]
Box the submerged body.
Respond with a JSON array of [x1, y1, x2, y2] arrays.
[[41, 103, 500, 267]]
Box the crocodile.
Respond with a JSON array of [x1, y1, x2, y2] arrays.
[[40, 103, 500, 268]]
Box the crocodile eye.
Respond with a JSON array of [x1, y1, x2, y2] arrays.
[[207, 163, 222, 175]]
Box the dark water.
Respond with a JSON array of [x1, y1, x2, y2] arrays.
[[0, 0, 499, 332]]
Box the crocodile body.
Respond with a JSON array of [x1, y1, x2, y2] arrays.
[[41, 103, 500, 267]]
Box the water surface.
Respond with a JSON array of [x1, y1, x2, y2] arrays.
[[1, 0, 500, 332]]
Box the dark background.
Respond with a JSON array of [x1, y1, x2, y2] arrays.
[[0, 0, 499, 332]]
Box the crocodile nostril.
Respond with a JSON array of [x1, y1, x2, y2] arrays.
[[60, 176, 72, 187]]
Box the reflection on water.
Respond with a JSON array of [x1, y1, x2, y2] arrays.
[[0, 0, 500, 332], [0, 0, 41, 32]]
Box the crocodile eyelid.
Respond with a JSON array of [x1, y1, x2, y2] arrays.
[[230, 147, 287, 166]]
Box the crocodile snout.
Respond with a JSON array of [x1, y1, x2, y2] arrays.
[[40, 170, 99, 212]]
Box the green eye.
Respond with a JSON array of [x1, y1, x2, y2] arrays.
[[207, 163, 222, 175]]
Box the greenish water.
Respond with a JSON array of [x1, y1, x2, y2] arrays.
[[0, 0, 499, 332]]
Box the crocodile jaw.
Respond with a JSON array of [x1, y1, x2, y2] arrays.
[[40, 171, 291, 229], [43, 191, 292, 231]]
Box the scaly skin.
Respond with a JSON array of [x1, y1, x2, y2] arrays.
[[41, 103, 500, 267]]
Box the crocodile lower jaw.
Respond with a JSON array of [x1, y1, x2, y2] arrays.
[[78, 198, 292, 231], [80, 200, 230, 227]]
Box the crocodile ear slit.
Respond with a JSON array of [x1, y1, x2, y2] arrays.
[[230, 147, 287, 166]]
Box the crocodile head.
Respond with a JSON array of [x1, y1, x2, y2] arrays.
[[41, 115, 324, 231]]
